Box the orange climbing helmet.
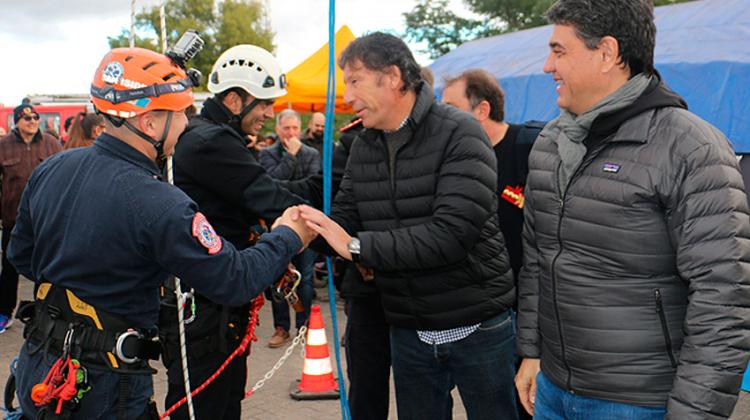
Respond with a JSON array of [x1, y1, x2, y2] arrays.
[[90, 47, 199, 118]]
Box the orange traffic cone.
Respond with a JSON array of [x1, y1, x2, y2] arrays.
[[290, 305, 340, 400]]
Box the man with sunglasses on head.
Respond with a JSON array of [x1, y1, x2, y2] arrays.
[[161, 44, 309, 420], [0, 104, 61, 333]]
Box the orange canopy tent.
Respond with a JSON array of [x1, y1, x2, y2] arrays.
[[274, 25, 355, 114]]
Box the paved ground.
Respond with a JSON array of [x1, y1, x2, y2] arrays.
[[1, 279, 749, 419], [0, 279, 470, 419]]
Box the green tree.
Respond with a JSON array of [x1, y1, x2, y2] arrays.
[[404, 0, 695, 59], [404, 0, 497, 59], [464, 0, 554, 31], [108, 0, 274, 90]]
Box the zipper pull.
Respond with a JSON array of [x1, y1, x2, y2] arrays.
[[654, 289, 663, 312]]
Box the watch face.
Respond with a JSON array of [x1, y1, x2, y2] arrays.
[[348, 238, 360, 254]]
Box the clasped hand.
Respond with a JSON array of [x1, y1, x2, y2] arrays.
[[271, 206, 317, 253], [291, 205, 354, 261]]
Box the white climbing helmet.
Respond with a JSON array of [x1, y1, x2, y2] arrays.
[[207, 44, 287, 99]]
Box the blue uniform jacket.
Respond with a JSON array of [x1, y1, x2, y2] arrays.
[[7, 133, 301, 330]]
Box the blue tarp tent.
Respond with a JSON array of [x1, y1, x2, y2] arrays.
[[429, 0, 750, 152]]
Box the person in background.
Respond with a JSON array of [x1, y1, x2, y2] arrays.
[[441, 69, 543, 288], [62, 115, 75, 144], [301, 112, 325, 155], [64, 112, 106, 150], [0, 104, 62, 333], [261, 110, 321, 180], [43, 119, 61, 142], [441, 68, 544, 420], [259, 109, 320, 347]]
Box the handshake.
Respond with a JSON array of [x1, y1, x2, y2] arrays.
[[272, 205, 355, 260]]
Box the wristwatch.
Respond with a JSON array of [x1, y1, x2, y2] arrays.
[[347, 237, 361, 263]]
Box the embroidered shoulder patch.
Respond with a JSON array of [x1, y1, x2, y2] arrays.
[[192, 212, 222, 254]]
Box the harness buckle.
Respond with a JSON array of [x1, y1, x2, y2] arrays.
[[114, 330, 143, 364]]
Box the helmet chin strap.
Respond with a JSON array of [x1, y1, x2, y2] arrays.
[[215, 96, 261, 136], [123, 111, 173, 165], [237, 98, 260, 124]]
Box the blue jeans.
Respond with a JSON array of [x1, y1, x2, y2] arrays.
[[272, 249, 315, 330], [390, 310, 518, 420], [15, 341, 154, 419], [534, 372, 667, 420]]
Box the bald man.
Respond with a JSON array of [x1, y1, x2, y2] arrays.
[[301, 112, 325, 154]]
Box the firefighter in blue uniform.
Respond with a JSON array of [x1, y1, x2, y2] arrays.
[[7, 45, 314, 419]]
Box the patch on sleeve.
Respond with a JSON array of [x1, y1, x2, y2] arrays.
[[192, 212, 222, 254]]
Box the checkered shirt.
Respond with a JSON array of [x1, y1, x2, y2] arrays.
[[417, 323, 481, 345]]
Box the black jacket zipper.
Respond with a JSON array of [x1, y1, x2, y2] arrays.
[[551, 161, 573, 391], [654, 288, 678, 368]]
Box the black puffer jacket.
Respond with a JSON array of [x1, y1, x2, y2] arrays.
[[332, 83, 515, 330], [517, 78, 750, 419]]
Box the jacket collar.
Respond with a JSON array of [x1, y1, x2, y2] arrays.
[[360, 81, 435, 144], [200, 96, 246, 138], [11, 128, 43, 144], [93, 133, 161, 177], [589, 73, 687, 145]]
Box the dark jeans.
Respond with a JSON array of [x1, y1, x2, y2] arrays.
[[534, 371, 667, 419], [390, 310, 519, 420], [272, 249, 315, 331], [165, 350, 247, 420], [344, 295, 391, 420], [16, 341, 154, 419], [0, 225, 20, 316]]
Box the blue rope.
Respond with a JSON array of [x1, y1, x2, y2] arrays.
[[322, 1, 351, 419]]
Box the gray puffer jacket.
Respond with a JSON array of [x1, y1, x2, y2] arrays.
[[517, 78, 750, 419]]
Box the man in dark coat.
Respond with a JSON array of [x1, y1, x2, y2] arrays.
[[298, 32, 519, 420], [163, 44, 308, 420]]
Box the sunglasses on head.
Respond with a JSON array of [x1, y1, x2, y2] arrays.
[[22, 115, 40, 122]]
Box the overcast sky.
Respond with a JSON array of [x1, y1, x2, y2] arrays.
[[0, 0, 473, 106]]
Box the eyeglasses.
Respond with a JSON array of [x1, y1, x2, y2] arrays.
[[22, 115, 40, 122]]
